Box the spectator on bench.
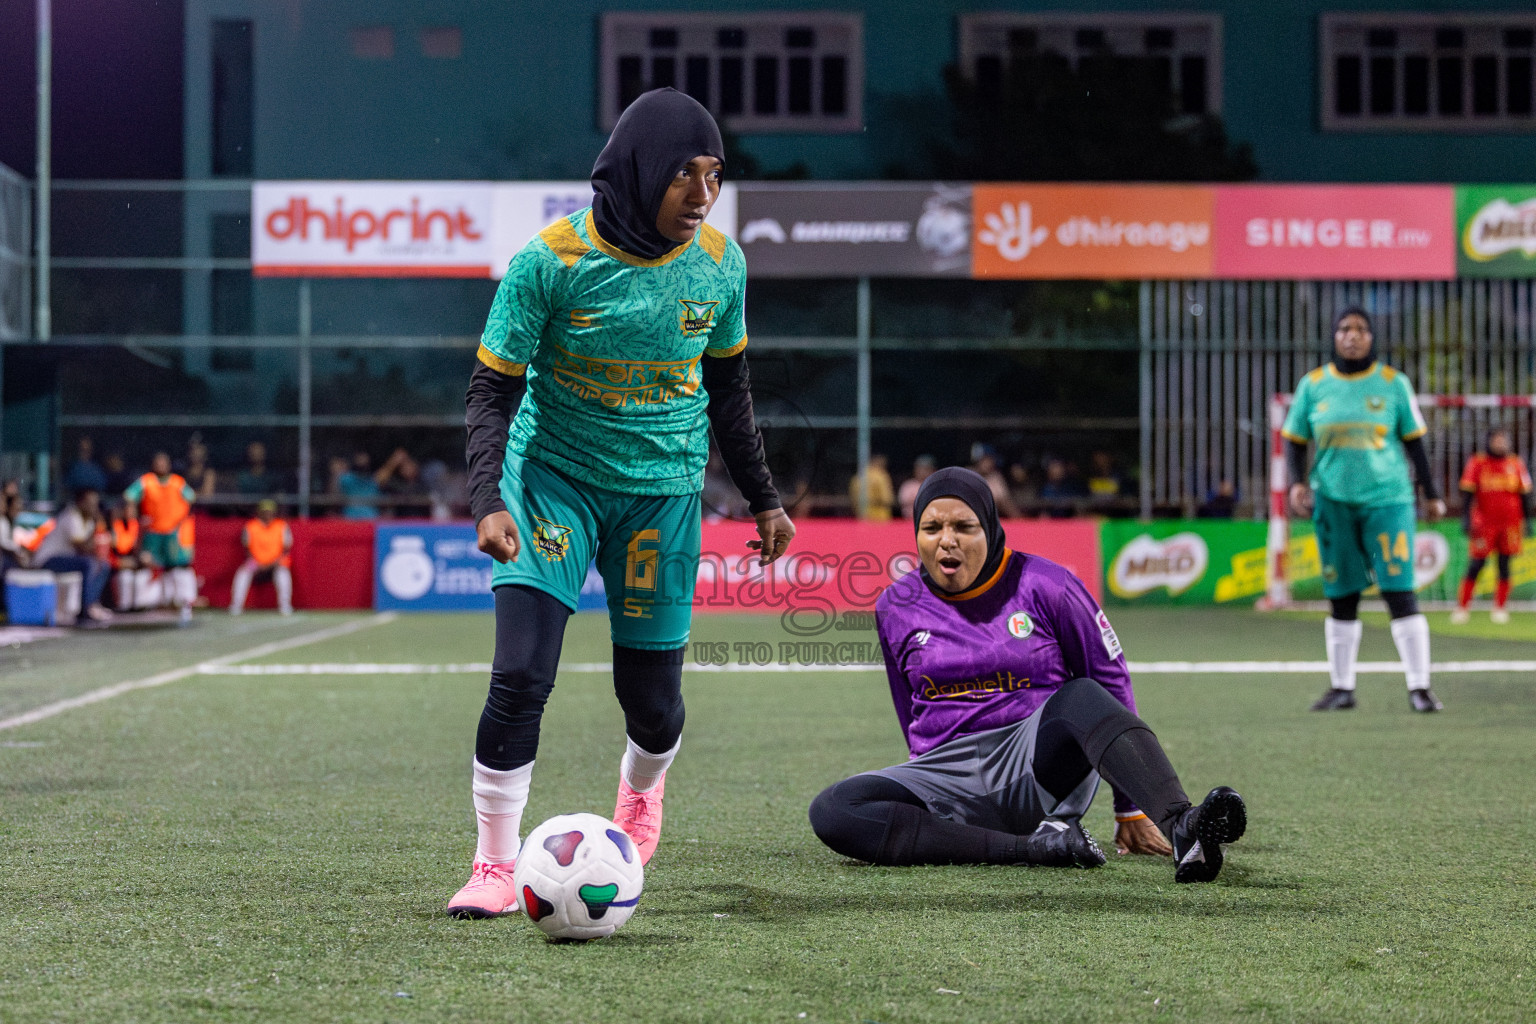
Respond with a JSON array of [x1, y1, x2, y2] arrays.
[[230, 499, 293, 616], [31, 487, 114, 623]]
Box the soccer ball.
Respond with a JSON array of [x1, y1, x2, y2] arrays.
[[514, 813, 644, 941]]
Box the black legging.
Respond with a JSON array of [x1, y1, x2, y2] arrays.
[[474, 584, 686, 771], [808, 678, 1191, 866], [1328, 589, 1419, 621], [1462, 554, 1513, 584]]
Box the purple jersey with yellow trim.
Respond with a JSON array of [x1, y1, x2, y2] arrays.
[[875, 549, 1136, 758]]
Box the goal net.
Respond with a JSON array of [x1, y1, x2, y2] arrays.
[[1262, 392, 1536, 610]]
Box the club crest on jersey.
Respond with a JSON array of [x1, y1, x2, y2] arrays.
[[1366, 396, 1385, 411], [1006, 611, 1035, 639], [532, 516, 573, 563], [678, 299, 719, 336]]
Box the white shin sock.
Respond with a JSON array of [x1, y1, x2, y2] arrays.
[[1390, 614, 1432, 692], [471, 759, 533, 865], [1324, 617, 1363, 691], [620, 735, 679, 794]]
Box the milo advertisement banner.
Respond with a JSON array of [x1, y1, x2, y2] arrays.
[[1457, 185, 1536, 278], [1101, 519, 1536, 605]]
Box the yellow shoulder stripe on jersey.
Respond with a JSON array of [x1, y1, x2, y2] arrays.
[[585, 210, 693, 268], [477, 344, 527, 377], [538, 218, 591, 268], [1381, 365, 1398, 382], [1401, 426, 1427, 441], [704, 335, 748, 358], [1280, 429, 1308, 444], [1306, 366, 1327, 384], [698, 224, 729, 264]]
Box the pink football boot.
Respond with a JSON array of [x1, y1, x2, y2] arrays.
[[445, 861, 518, 918], [613, 774, 666, 866]]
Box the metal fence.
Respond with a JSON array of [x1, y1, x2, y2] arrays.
[[1140, 279, 1536, 518], [0, 163, 29, 341]]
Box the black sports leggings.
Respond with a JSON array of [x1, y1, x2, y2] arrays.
[[474, 585, 686, 771], [1462, 554, 1512, 583], [807, 678, 1191, 866]]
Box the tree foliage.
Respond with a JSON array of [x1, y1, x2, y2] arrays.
[[931, 51, 1257, 182]]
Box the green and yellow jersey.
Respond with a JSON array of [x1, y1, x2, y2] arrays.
[[478, 207, 747, 497], [1282, 362, 1428, 508]]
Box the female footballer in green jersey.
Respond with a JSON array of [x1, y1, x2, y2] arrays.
[[1283, 308, 1447, 714], [448, 89, 796, 918]]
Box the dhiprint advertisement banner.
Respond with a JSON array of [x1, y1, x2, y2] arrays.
[[736, 184, 971, 277], [1213, 185, 1455, 280], [253, 182, 496, 277], [1456, 185, 1536, 278], [255, 182, 737, 279], [971, 185, 1214, 279]]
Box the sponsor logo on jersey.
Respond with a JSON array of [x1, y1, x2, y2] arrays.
[[1366, 396, 1385, 411], [532, 516, 573, 563], [678, 299, 719, 336], [1096, 610, 1123, 660], [921, 670, 1029, 700], [1006, 610, 1035, 639], [570, 308, 600, 328]]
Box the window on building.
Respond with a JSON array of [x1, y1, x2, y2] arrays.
[[1322, 13, 1536, 131], [958, 13, 1222, 115], [211, 20, 253, 177], [600, 12, 863, 132], [419, 26, 463, 60], [350, 25, 395, 60], [209, 213, 252, 356]]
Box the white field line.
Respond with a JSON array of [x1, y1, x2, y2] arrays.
[[194, 658, 1536, 677], [0, 613, 398, 733]]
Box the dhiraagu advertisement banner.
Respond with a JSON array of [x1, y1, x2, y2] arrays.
[[1098, 519, 1528, 605], [1456, 185, 1536, 278]]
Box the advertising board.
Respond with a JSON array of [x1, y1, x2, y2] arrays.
[[1213, 185, 1455, 280], [971, 184, 1214, 279], [736, 184, 970, 277]]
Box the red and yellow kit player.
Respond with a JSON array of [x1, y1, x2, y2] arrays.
[[1454, 428, 1533, 623]]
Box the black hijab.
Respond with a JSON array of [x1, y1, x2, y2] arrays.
[[1331, 306, 1376, 375], [912, 467, 1010, 596], [591, 88, 725, 260]]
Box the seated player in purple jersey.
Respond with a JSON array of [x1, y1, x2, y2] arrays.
[[809, 468, 1247, 882]]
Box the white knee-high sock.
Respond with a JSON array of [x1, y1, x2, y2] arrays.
[[1390, 614, 1432, 691], [230, 562, 255, 613], [472, 759, 533, 865], [620, 736, 679, 794], [273, 565, 293, 613], [1324, 617, 1363, 691], [172, 567, 197, 608]]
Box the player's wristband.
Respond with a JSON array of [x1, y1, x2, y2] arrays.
[[1115, 812, 1150, 825]]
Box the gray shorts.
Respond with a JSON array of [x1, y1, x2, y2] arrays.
[[868, 706, 1100, 834]]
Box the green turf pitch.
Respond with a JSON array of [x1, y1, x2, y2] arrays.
[[1, 608, 1533, 1023]]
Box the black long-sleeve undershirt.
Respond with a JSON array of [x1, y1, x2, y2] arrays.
[[1287, 437, 1441, 504], [465, 361, 526, 524], [464, 351, 781, 525], [701, 349, 781, 515]]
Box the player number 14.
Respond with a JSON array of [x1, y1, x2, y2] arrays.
[[1377, 531, 1410, 563]]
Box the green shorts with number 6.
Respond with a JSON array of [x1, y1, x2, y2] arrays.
[[1312, 494, 1416, 598], [492, 453, 701, 650]]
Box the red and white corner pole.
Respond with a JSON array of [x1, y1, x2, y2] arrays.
[[1264, 393, 1290, 609]]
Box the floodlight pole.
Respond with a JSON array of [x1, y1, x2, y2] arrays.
[[35, 0, 51, 340], [297, 279, 312, 518], [855, 276, 871, 520]]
